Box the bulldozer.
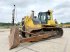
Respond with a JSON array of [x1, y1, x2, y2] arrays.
[[9, 10, 63, 49]]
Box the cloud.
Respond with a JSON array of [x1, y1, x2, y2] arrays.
[[54, 1, 70, 10], [0, 0, 70, 23], [52, 0, 70, 23]]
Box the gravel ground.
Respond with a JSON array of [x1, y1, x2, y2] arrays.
[[0, 28, 70, 52]]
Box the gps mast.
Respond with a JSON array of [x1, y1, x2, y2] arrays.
[[12, 5, 15, 25]]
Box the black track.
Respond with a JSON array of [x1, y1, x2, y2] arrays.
[[21, 26, 63, 39], [30, 27, 63, 39]]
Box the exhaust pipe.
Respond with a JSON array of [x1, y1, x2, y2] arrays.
[[31, 10, 34, 18]]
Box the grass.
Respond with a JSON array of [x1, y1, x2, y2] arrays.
[[0, 26, 11, 29]]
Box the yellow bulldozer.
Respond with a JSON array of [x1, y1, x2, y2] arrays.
[[9, 10, 63, 49]]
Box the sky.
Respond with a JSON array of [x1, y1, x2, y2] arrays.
[[0, 0, 70, 23]]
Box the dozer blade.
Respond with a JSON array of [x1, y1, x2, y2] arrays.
[[9, 26, 20, 49]]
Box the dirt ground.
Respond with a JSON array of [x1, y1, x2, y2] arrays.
[[0, 28, 70, 52]]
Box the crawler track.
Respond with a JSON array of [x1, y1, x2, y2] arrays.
[[21, 27, 63, 39]]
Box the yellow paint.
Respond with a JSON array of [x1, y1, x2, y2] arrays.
[[24, 16, 41, 29], [23, 10, 56, 30], [47, 20, 56, 26], [47, 10, 56, 26]]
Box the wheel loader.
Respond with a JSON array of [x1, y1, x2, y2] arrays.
[[9, 10, 63, 49]]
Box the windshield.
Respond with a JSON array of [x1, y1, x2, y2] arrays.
[[38, 12, 49, 24], [40, 13, 46, 22]]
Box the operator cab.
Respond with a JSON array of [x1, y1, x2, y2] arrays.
[[32, 10, 51, 24], [38, 11, 51, 24]]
